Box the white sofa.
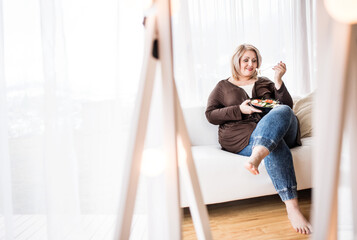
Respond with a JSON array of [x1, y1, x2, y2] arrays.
[[180, 105, 313, 207]]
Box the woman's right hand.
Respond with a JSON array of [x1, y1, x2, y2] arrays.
[[239, 100, 262, 114]]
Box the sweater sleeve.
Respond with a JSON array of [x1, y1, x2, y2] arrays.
[[274, 82, 293, 108], [205, 83, 243, 125]]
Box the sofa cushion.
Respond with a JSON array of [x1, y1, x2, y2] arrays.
[[293, 92, 314, 138], [183, 106, 218, 146]]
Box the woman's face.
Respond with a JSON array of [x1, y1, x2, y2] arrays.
[[239, 50, 258, 78]]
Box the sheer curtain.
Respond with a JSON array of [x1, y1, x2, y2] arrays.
[[172, 0, 316, 107], [0, 0, 316, 239], [0, 0, 146, 239]]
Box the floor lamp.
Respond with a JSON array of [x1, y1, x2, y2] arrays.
[[114, 0, 213, 239]]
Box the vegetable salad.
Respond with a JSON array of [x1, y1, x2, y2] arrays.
[[251, 99, 279, 108]]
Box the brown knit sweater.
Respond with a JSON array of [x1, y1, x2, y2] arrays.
[[205, 77, 301, 153]]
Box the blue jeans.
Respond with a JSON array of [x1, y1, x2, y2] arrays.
[[238, 105, 299, 201]]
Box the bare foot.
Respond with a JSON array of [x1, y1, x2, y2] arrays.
[[285, 200, 312, 234], [245, 145, 269, 175], [244, 162, 259, 175]]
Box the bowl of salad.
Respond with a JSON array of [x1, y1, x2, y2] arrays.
[[250, 99, 280, 113]]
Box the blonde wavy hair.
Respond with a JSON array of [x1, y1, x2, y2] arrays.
[[231, 44, 262, 81]]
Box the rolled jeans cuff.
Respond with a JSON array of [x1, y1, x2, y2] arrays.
[[253, 136, 277, 152], [278, 186, 297, 201]]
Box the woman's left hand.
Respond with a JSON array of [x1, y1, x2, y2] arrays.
[[273, 61, 286, 89]]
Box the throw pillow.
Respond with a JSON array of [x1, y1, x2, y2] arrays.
[[293, 92, 314, 138]]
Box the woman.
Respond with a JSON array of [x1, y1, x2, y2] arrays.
[[205, 44, 312, 234]]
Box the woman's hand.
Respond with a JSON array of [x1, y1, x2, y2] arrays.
[[273, 61, 286, 90], [239, 100, 262, 114]]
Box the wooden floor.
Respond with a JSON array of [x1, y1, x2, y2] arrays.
[[183, 189, 312, 240], [0, 190, 311, 240]]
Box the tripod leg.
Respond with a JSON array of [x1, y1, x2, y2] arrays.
[[115, 15, 158, 240], [156, 0, 182, 238], [312, 19, 352, 239], [347, 25, 357, 240], [348, 73, 357, 240], [174, 84, 213, 240]]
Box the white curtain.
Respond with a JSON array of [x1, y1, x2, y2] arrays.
[[0, 0, 316, 239], [0, 0, 147, 239], [173, 0, 316, 107]]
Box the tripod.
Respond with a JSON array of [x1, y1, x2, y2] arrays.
[[114, 0, 213, 239]]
